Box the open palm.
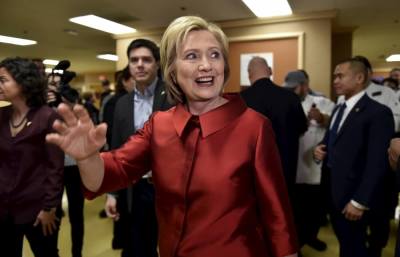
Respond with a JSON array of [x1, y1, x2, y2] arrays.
[[46, 103, 107, 161]]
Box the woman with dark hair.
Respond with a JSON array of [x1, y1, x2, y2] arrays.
[[0, 57, 64, 257]]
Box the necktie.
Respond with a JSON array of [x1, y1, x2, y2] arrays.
[[327, 103, 347, 167]]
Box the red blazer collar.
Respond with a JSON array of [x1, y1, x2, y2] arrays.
[[173, 93, 247, 138]]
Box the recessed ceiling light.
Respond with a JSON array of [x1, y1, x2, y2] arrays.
[[242, 0, 292, 18], [0, 35, 36, 46], [386, 54, 400, 62], [97, 54, 119, 61], [69, 15, 136, 35], [43, 59, 59, 65], [63, 29, 79, 36]]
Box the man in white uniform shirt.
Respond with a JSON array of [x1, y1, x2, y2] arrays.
[[283, 70, 334, 252]]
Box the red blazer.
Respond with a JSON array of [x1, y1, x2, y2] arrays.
[[87, 94, 297, 257], [0, 105, 64, 224]]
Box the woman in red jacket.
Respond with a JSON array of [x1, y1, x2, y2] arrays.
[[47, 16, 298, 257]]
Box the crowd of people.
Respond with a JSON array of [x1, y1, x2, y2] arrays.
[[1, 15, 400, 257]]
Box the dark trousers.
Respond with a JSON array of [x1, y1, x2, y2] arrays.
[[293, 183, 326, 247], [367, 211, 392, 257], [64, 165, 85, 257], [330, 208, 369, 257], [0, 215, 60, 257], [121, 179, 158, 257], [367, 172, 397, 257]]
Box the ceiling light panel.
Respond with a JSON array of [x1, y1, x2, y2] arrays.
[[242, 0, 292, 18], [0, 35, 37, 46], [69, 15, 136, 35], [386, 54, 400, 62]]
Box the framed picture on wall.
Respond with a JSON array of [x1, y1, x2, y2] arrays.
[[240, 52, 273, 86]]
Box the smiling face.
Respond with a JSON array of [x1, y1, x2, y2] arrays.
[[0, 67, 23, 102], [174, 30, 225, 105]]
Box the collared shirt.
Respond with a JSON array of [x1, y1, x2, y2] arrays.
[[87, 94, 297, 257], [133, 77, 157, 178], [133, 77, 157, 132], [333, 90, 366, 131]]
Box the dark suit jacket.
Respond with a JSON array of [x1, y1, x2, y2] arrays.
[[102, 92, 126, 146], [241, 78, 308, 188], [110, 79, 173, 212], [0, 105, 64, 224], [321, 94, 394, 211], [111, 79, 173, 149]]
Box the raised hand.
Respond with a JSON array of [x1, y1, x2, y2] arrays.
[[46, 103, 107, 161]]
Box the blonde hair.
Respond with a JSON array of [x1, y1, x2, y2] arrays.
[[160, 16, 230, 104]]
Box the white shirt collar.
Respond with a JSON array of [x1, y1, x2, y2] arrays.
[[343, 90, 366, 111]]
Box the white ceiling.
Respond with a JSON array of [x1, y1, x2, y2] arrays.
[[1, 0, 400, 74]]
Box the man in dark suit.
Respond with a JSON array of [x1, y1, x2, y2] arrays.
[[314, 58, 394, 257], [388, 137, 400, 257], [241, 56, 308, 193], [104, 39, 173, 257]]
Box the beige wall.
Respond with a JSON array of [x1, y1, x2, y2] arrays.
[[221, 18, 332, 96], [116, 34, 162, 71], [115, 12, 334, 97], [227, 37, 299, 92]]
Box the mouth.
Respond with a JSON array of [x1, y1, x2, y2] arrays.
[[135, 72, 147, 77], [195, 76, 214, 86]]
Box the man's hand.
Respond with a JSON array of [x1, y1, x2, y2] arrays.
[[308, 106, 323, 124], [342, 202, 364, 221], [388, 138, 400, 170], [33, 208, 59, 236], [314, 144, 327, 162], [105, 194, 120, 221]]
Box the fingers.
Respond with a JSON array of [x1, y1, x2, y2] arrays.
[[87, 123, 107, 147], [57, 103, 78, 127], [342, 204, 362, 221], [33, 218, 39, 227], [52, 119, 69, 135], [46, 220, 57, 236], [73, 104, 92, 125], [46, 133, 64, 147], [42, 222, 48, 236], [94, 123, 108, 142]]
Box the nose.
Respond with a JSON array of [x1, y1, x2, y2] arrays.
[[198, 56, 211, 71]]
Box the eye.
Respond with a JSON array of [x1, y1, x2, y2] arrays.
[[185, 52, 197, 60], [210, 51, 221, 59], [130, 57, 138, 64]]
